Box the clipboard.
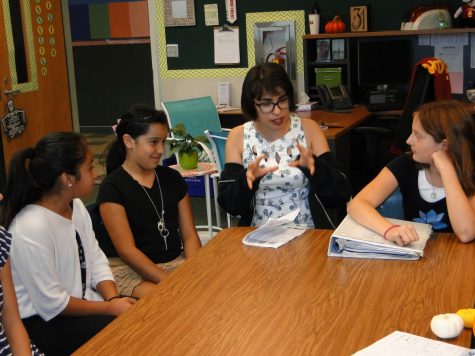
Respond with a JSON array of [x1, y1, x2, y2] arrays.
[[214, 25, 240, 65]]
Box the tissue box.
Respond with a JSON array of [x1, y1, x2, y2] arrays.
[[295, 102, 319, 111]]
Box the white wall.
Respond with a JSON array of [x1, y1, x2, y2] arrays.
[[158, 74, 306, 107]]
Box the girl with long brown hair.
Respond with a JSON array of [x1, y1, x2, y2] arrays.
[[348, 100, 475, 244]]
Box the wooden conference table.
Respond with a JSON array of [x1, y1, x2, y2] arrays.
[[75, 228, 475, 355]]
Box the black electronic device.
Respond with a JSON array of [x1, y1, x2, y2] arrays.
[[316, 84, 352, 111], [357, 39, 412, 89], [366, 89, 406, 111]]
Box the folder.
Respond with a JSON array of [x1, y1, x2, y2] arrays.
[[327, 215, 432, 260]]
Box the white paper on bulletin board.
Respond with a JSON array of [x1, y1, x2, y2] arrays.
[[214, 26, 240, 64], [434, 44, 464, 94]]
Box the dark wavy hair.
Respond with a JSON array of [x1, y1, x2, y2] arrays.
[[105, 104, 168, 174], [415, 100, 475, 196], [241, 62, 296, 120], [0, 132, 88, 227]]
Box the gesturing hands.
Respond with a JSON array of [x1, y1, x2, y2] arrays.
[[288, 143, 315, 176], [246, 155, 278, 190]]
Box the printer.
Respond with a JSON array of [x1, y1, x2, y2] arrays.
[[401, 5, 452, 30]]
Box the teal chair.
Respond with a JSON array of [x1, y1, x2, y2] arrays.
[[162, 96, 222, 154], [204, 130, 228, 173], [377, 188, 404, 220], [161, 97, 224, 238], [205, 129, 230, 227]]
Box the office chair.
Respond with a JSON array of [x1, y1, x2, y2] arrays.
[[392, 57, 451, 153], [162, 97, 225, 236], [204, 129, 231, 227], [351, 57, 451, 193], [376, 188, 404, 220], [161, 96, 223, 163]]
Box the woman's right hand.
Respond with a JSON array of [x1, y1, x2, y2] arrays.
[[246, 154, 278, 190], [108, 297, 136, 315], [385, 224, 419, 246]]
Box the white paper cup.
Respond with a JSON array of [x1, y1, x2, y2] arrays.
[[309, 14, 320, 34]]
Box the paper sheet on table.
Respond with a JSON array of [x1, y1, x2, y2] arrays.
[[214, 27, 240, 64], [242, 210, 306, 248], [353, 331, 474, 356]]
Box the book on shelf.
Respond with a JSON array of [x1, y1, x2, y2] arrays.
[[242, 210, 306, 248], [327, 215, 432, 260]]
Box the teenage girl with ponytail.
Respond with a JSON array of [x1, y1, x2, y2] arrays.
[[95, 104, 201, 299], [1, 132, 135, 355]]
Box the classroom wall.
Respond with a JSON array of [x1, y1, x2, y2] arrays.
[[156, 0, 462, 106]]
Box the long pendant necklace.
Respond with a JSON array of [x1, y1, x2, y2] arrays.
[[426, 169, 437, 200], [124, 163, 169, 249]]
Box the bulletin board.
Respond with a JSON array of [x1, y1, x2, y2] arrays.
[[155, 0, 462, 79]]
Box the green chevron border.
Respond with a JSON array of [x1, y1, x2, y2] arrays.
[[154, 3, 304, 80], [2, 0, 38, 92]]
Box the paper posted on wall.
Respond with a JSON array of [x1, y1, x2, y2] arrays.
[[242, 210, 306, 248], [327, 215, 432, 260]]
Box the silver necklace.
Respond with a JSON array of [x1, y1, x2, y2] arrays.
[[124, 164, 169, 249], [426, 169, 437, 200]]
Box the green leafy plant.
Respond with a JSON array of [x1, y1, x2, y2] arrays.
[[167, 123, 209, 156]]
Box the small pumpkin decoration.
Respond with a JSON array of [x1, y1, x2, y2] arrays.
[[456, 308, 475, 328], [324, 16, 346, 34], [430, 313, 464, 339]]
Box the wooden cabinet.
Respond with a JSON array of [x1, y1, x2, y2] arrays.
[[303, 28, 475, 103]]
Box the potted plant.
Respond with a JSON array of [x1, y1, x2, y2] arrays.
[[167, 123, 208, 170]]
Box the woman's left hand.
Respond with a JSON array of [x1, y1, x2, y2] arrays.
[[289, 143, 315, 175]]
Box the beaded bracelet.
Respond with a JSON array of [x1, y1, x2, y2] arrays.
[[107, 295, 123, 302], [383, 224, 400, 240]]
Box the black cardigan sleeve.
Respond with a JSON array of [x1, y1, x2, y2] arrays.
[[217, 152, 352, 224], [299, 151, 352, 208], [217, 163, 260, 220]]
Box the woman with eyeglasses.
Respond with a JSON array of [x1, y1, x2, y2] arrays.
[[218, 62, 351, 228]]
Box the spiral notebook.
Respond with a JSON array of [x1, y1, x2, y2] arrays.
[[327, 215, 432, 260]]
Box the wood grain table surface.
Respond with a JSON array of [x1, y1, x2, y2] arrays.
[[75, 227, 475, 355]]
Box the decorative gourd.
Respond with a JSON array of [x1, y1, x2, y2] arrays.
[[324, 16, 346, 34], [430, 313, 464, 339], [456, 308, 475, 328]]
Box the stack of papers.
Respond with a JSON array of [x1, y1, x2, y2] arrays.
[[327, 215, 432, 260], [354, 331, 474, 355], [242, 210, 306, 248]]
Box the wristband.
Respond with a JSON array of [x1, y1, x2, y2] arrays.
[[383, 225, 400, 240], [107, 295, 122, 302]]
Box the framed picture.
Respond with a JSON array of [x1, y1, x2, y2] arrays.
[[350, 6, 368, 32], [332, 39, 345, 60], [164, 0, 196, 27], [316, 39, 331, 61]]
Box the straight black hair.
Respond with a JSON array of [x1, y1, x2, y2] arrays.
[[1, 132, 88, 227], [105, 104, 168, 174], [241, 62, 296, 120]]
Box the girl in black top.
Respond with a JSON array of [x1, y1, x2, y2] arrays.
[[96, 105, 201, 298], [348, 100, 475, 245]]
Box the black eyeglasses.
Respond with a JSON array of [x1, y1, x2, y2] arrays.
[[255, 97, 289, 114]]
